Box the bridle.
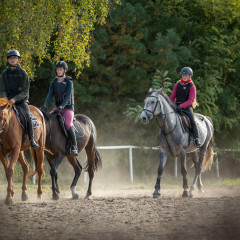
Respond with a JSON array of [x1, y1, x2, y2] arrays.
[[0, 108, 13, 158], [143, 92, 177, 156]]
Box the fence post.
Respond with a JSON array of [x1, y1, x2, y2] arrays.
[[174, 157, 178, 178], [129, 147, 133, 182], [215, 153, 220, 178], [32, 162, 36, 184]]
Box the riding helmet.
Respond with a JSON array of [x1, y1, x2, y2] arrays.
[[55, 61, 68, 70], [7, 49, 21, 58], [180, 67, 193, 76]]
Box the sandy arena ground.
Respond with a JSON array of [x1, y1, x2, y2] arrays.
[[0, 186, 239, 240]]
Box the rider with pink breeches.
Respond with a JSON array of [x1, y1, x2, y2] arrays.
[[42, 61, 78, 155]]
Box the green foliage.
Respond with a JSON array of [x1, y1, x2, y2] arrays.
[[0, 0, 120, 77]]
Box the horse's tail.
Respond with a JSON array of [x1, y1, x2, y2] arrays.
[[84, 118, 102, 172], [201, 118, 214, 172], [94, 148, 102, 171]]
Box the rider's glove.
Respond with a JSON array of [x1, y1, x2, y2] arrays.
[[41, 106, 48, 112], [54, 108, 61, 115]]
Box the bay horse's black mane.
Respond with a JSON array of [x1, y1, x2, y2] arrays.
[[148, 88, 177, 110]]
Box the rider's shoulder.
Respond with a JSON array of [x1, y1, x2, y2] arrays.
[[64, 76, 73, 83]]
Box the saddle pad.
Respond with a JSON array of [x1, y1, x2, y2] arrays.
[[73, 120, 85, 138], [57, 114, 84, 138], [13, 105, 40, 129]]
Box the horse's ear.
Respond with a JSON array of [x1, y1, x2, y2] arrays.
[[149, 88, 153, 92], [156, 88, 162, 93], [0, 103, 8, 110]]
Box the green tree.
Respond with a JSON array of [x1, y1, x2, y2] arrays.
[[0, 0, 119, 77]]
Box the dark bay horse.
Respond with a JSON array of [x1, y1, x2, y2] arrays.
[[0, 98, 46, 204], [140, 89, 214, 198], [40, 110, 102, 200]]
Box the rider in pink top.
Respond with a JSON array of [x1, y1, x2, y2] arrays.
[[170, 67, 201, 147]]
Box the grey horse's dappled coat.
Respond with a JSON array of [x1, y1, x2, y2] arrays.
[[140, 88, 214, 198]]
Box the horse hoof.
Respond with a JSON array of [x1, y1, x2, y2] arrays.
[[72, 193, 79, 200], [189, 193, 193, 198], [198, 189, 204, 194], [84, 192, 91, 199], [182, 191, 189, 198], [153, 190, 161, 198], [21, 194, 29, 201], [5, 197, 14, 205], [52, 194, 59, 200]]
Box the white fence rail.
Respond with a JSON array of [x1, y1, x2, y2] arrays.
[[33, 145, 224, 184]]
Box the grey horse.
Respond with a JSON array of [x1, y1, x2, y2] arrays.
[[140, 88, 214, 198]]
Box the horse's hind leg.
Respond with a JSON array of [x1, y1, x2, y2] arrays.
[[18, 152, 29, 201], [85, 145, 94, 199], [67, 155, 82, 199], [179, 151, 189, 197], [189, 146, 207, 197], [35, 148, 45, 199], [191, 151, 204, 193]]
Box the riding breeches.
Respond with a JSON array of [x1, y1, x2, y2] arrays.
[[15, 102, 31, 122], [50, 107, 74, 130], [181, 106, 199, 138]]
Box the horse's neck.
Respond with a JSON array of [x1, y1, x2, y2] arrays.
[[157, 96, 176, 129]]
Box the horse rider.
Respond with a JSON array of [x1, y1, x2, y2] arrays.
[[0, 49, 39, 148], [170, 67, 201, 147], [42, 61, 78, 156]]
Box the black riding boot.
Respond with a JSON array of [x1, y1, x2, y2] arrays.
[[192, 125, 201, 147], [68, 126, 78, 156], [27, 119, 39, 148]]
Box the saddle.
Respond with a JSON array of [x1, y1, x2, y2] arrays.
[[13, 105, 40, 130], [56, 113, 84, 139], [177, 111, 191, 131]]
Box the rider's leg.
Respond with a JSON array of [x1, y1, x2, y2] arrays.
[[17, 102, 39, 148], [61, 109, 78, 155], [182, 106, 201, 147]]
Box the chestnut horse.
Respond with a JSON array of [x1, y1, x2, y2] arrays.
[[40, 111, 102, 200], [0, 98, 46, 204]]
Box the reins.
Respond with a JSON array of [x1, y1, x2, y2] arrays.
[[0, 108, 13, 158], [144, 93, 177, 157]]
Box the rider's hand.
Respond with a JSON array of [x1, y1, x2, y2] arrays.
[[9, 98, 15, 105], [176, 105, 181, 112], [54, 108, 61, 115], [41, 106, 48, 112]]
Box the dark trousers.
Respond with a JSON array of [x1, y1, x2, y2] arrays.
[[15, 102, 31, 121], [181, 106, 199, 139]]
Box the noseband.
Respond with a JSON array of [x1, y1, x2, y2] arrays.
[[143, 95, 160, 117]]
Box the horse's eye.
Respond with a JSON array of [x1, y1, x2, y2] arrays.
[[151, 101, 155, 104]]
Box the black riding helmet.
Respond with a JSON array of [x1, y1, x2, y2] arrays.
[[180, 67, 193, 76], [55, 61, 68, 70], [7, 49, 21, 58]]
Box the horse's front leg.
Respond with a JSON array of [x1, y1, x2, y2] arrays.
[[5, 147, 20, 204], [153, 148, 167, 198], [179, 151, 189, 197], [18, 152, 29, 201], [50, 153, 64, 200]]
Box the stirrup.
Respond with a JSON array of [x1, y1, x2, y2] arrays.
[[71, 147, 78, 156]]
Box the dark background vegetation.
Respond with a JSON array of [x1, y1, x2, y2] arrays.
[[0, 0, 240, 183]]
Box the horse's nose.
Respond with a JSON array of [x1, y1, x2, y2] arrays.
[[141, 116, 146, 121]]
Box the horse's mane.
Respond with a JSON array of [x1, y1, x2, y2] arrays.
[[41, 110, 55, 121], [148, 89, 176, 110]]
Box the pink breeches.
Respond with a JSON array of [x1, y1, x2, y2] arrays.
[[50, 107, 74, 130]]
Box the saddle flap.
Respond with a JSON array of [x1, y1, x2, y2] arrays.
[[13, 105, 40, 129], [57, 114, 84, 139]]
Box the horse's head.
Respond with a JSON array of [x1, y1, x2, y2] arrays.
[[140, 88, 162, 124], [0, 98, 12, 131], [0, 98, 12, 111]]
